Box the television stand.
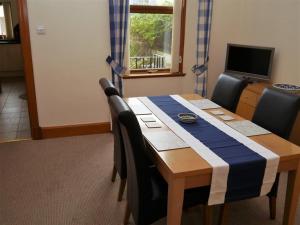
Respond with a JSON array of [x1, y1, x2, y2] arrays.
[[241, 76, 264, 84]]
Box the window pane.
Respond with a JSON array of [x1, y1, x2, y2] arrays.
[[130, 13, 173, 70], [130, 0, 173, 6], [0, 5, 7, 37]]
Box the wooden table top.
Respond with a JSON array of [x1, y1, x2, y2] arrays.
[[127, 94, 300, 178]]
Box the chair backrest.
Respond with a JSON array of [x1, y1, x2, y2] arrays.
[[109, 95, 153, 223], [252, 88, 300, 139], [99, 78, 126, 179], [211, 74, 248, 112], [99, 78, 120, 97]]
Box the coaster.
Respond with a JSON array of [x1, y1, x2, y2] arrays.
[[145, 122, 162, 128], [140, 116, 156, 122], [219, 115, 235, 121], [210, 110, 224, 115]]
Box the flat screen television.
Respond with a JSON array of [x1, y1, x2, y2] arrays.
[[225, 44, 275, 81]]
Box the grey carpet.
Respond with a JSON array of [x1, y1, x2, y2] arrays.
[[0, 134, 299, 225]]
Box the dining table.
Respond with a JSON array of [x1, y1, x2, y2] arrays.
[[126, 94, 300, 225]]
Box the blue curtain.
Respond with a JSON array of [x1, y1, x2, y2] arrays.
[[192, 0, 213, 97], [106, 0, 129, 97]]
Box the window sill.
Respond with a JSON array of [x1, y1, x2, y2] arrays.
[[122, 72, 185, 79]]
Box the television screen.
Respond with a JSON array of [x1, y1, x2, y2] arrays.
[[225, 44, 275, 80]]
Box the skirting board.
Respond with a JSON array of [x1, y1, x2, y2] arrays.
[[41, 122, 111, 139]]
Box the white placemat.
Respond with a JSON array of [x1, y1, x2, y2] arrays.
[[143, 130, 189, 151], [226, 120, 271, 137], [127, 98, 152, 115], [190, 99, 221, 110]]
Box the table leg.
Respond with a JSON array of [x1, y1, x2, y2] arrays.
[[167, 177, 185, 225], [283, 161, 300, 225]]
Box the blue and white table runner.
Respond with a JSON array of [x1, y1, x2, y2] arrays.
[[138, 95, 279, 205]]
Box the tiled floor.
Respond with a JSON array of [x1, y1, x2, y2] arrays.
[[0, 77, 31, 142]]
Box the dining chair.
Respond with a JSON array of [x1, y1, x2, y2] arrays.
[[99, 78, 120, 97], [219, 88, 300, 225], [108, 95, 212, 225], [99, 78, 127, 201], [252, 87, 300, 219], [252, 88, 300, 139], [211, 74, 248, 112]]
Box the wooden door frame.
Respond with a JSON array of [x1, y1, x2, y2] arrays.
[[18, 0, 41, 139]]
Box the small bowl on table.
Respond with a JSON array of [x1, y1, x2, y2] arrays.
[[178, 113, 198, 124]]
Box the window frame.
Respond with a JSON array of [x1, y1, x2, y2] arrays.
[[0, 2, 14, 40], [127, 0, 187, 77]]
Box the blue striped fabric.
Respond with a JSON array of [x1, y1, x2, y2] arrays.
[[107, 0, 129, 96], [148, 96, 267, 202], [192, 0, 213, 97]]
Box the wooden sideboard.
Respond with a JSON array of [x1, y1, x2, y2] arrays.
[[0, 43, 24, 72], [236, 82, 300, 146]]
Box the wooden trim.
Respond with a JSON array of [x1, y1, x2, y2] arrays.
[[130, 68, 170, 74], [41, 122, 111, 139], [179, 0, 187, 73], [122, 72, 185, 79], [18, 0, 42, 139], [130, 5, 173, 14]]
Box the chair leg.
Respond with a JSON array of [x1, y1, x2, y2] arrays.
[[123, 202, 131, 225], [219, 204, 229, 225], [118, 179, 126, 201], [269, 196, 277, 220], [111, 165, 117, 182], [203, 205, 213, 225]]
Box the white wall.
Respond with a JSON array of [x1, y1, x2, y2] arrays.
[[26, 0, 299, 127], [27, 0, 112, 127], [207, 0, 300, 96], [27, 0, 194, 127], [182, 0, 198, 94], [124, 77, 184, 97]]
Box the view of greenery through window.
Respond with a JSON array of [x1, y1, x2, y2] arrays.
[[129, 0, 174, 70]]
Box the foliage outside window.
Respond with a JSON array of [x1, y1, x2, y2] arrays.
[[129, 0, 174, 71]]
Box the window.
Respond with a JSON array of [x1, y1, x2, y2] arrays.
[[129, 0, 186, 75], [0, 3, 13, 40], [0, 5, 7, 38]]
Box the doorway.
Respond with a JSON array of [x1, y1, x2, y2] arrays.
[[0, 0, 40, 141]]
